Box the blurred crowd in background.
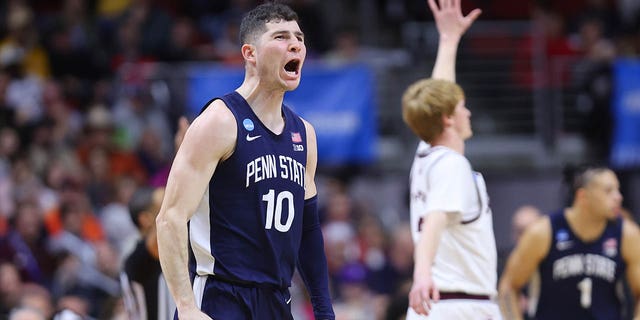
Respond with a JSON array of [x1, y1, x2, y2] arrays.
[[1, 0, 640, 319]]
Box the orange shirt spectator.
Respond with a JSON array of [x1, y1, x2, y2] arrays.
[[44, 208, 104, 243]]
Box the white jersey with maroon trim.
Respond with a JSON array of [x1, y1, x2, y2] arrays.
[[408, 142, 497, 296]]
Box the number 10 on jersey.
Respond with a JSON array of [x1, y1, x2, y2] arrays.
[[263, 189, 295, 232]]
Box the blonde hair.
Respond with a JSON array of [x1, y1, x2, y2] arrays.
[[402, 78, 464, 143]]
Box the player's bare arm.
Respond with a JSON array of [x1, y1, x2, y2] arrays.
[[498, 216, 552, 320], [409, 210, 447, 316], [428, 0, 481, 81], [147, 117, 189, 260], [621, 219, 640, 320], [156, 100, 236, 319], [302, 119, 318, 200]]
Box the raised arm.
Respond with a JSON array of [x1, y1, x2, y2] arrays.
[[428, 0, 481, 81], [155, 101, 236, 319], [498, 216, 552, 320]]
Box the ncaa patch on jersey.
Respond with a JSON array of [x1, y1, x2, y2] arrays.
[[243, 118, 255, 131], [555, 229, 573, 251], [556, 229, 569, 241], [293, 144, 304, 151]]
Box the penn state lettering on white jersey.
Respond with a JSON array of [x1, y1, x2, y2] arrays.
[[532, 211, 625, 320], [188, 91, 308, 289]]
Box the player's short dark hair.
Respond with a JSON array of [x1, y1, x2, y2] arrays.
[[128, 187, 154, 228], [239, 2, 299, 44], [562, 163, 611, 204]]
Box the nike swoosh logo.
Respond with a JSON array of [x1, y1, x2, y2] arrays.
[[285, 297, 292, 304], [246, 134, 262, 141]]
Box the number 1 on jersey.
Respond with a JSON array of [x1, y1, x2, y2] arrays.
[[263, 189, 295, 232], [577, 277, 592, 308]]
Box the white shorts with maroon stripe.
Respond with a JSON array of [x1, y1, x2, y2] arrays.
[[406, 299, 502, 320]]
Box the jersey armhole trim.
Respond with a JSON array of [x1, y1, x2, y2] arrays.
[[424, 150, 483, 225], [461, 172, 483, 225]]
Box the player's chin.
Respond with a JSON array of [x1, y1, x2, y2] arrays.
[[283, 80, 301, 91]]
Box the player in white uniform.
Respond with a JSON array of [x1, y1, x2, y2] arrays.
[[402, 0, 501, 319]]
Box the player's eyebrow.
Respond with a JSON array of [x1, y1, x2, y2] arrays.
[[271, 29, 304, 39]]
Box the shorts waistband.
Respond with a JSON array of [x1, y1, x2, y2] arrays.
[[211, 274, 285, 291], [439, 292, 491, 301]]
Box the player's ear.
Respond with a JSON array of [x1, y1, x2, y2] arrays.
[[242, 44, 256, 63], [575, 187, 587, 203], [442, 113, 454, 127]]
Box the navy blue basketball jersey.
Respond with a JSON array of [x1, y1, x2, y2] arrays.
[[533, 211, 625, 320], [188, 91, 308, 289]]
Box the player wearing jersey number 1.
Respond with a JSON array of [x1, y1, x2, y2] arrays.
[[498, 166, 640, 320]]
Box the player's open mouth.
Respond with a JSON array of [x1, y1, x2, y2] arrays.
[[284, 59, 300, 76]]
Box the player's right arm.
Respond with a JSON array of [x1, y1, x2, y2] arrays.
[[498, 215, 552, 320], [409, 210, 447, 315], [156, 100, 236, 319], [409, 154, 469, 316], [428, 0, 481, 82]]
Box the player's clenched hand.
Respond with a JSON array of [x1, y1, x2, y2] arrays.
[[409, 274, 440, 315], [427, 0, 481, 39]]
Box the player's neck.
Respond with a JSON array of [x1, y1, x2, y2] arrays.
[[565, 206, 607, 242], [237, 78, 285, 106], [237, 82, 286, 133], [431, 132, 465, 154]]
